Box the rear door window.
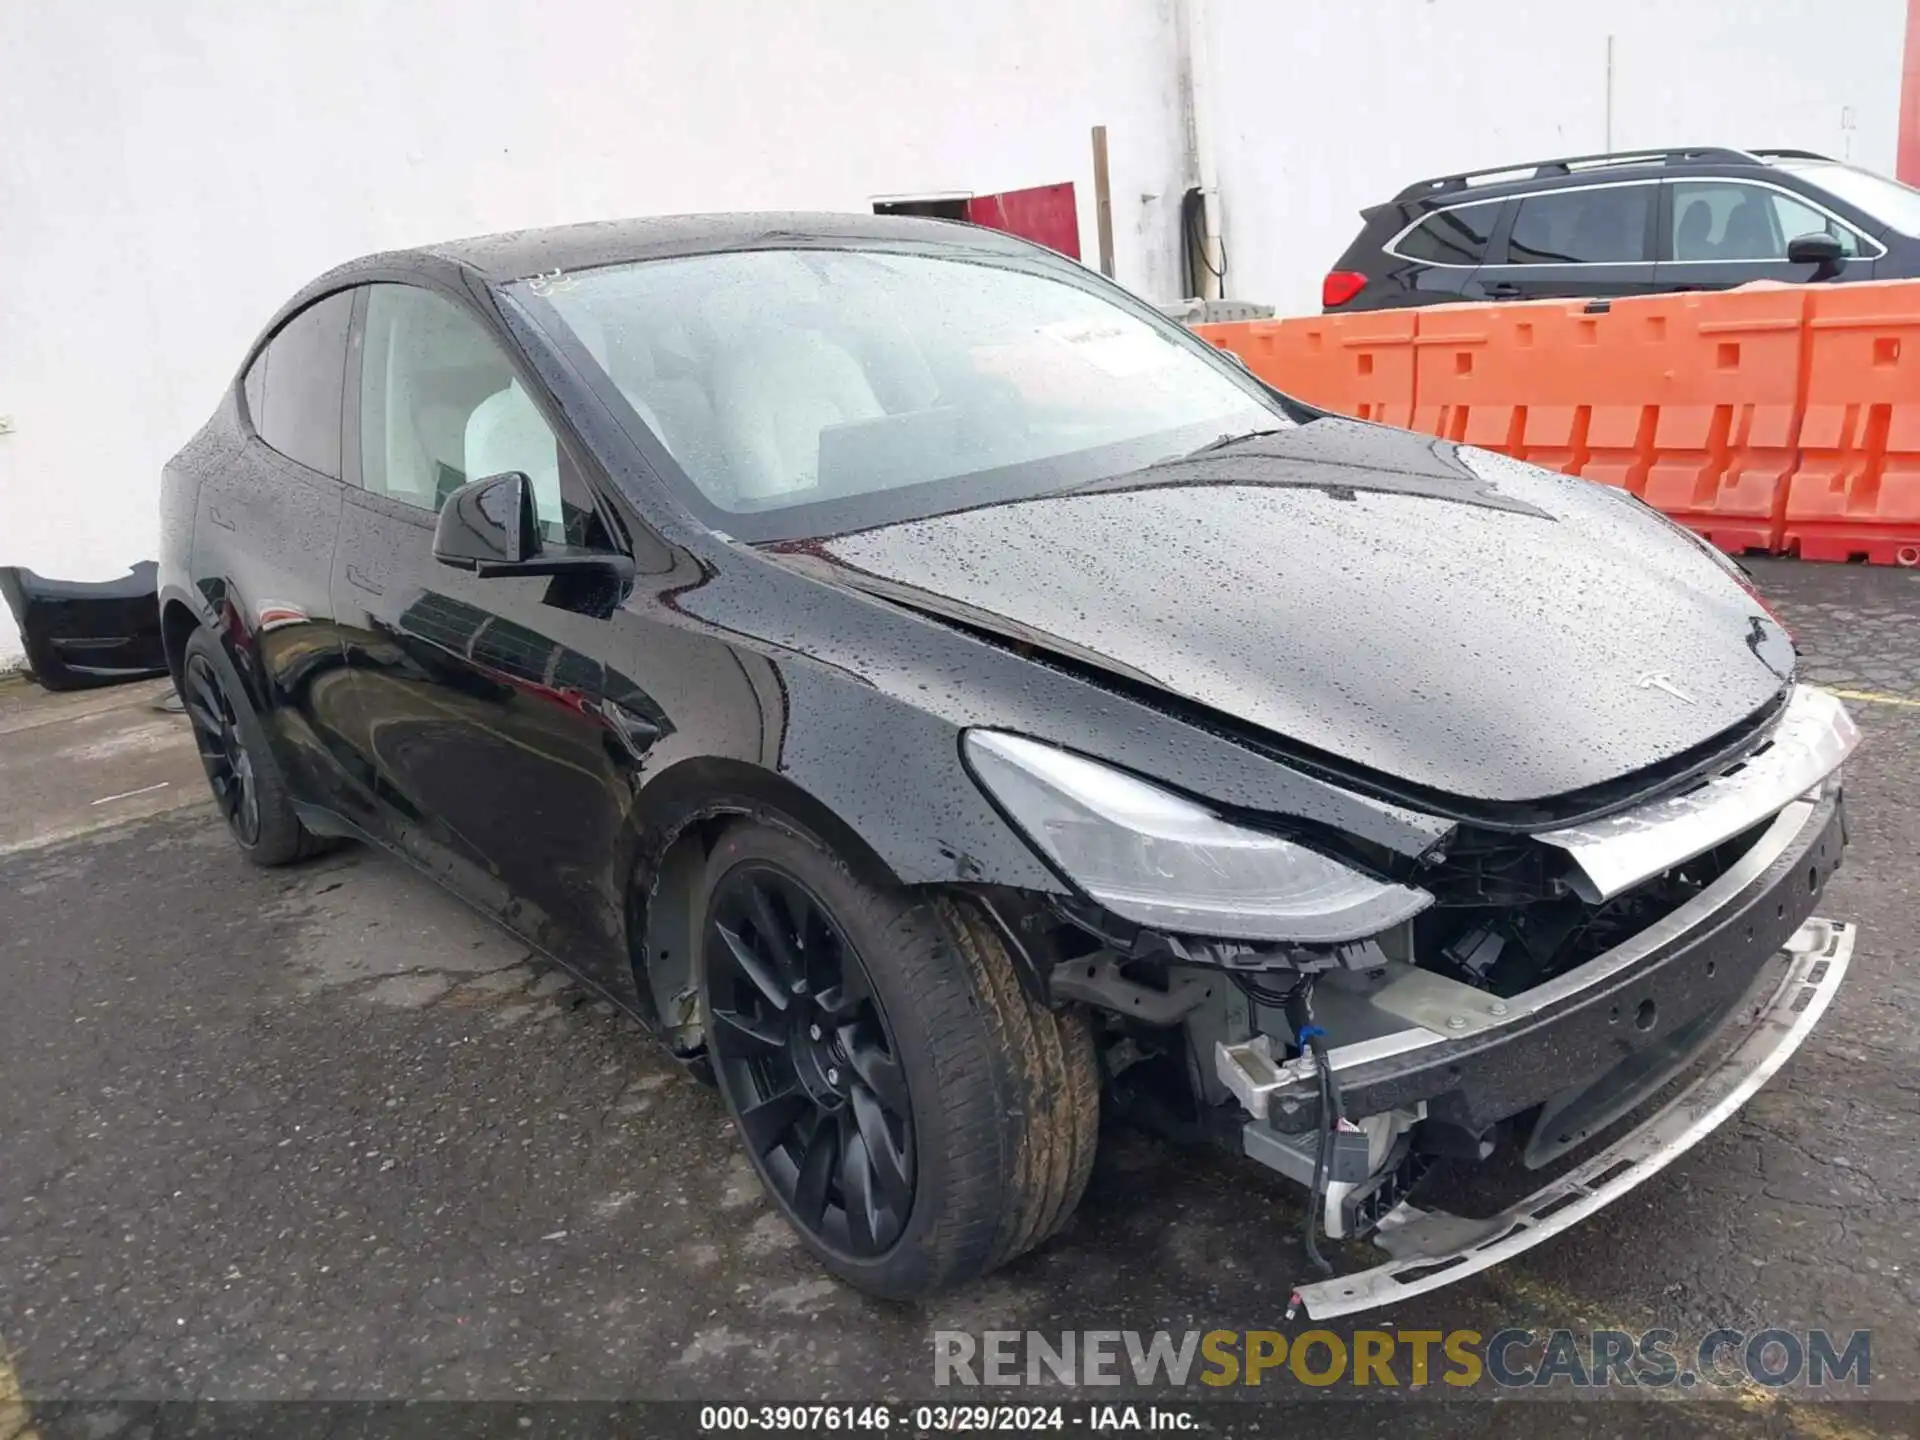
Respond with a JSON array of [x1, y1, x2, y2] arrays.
[[1506, 185, 1655, 265], [1393, 200, 1504, 265], [242, 291, 354, 478]]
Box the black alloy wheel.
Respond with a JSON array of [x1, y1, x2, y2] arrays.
[[184, 651, 261, 846], [177, 626, 332, 866], [704, 862, 916, 1258]]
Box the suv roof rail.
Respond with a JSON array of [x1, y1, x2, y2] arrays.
[[1746, 147, 1835, 162], [1392, 147, 1762, 202]]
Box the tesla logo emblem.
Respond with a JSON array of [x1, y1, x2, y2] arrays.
[[1638, 672, 1698, 705]]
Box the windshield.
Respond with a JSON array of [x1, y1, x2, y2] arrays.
[[1774, 159, 1920, 238], [507, 246, 1287, 541]]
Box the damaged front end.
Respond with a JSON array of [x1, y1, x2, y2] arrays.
[[974, 685, 1858, 1317]]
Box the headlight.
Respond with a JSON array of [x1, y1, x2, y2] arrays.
[[964, 731, 1433, 943]]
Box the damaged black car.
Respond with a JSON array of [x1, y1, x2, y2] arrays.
[[156, 213, 1856, 1312]]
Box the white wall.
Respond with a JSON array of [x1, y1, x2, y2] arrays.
[[0, 0, 1189, 663], [1, 0, 1913, 664], [1209, 0, 1912, 313]]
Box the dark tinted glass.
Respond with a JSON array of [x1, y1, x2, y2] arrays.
[[1396, 200, 1502, 264], [1668, 181, 1867, 261], [1507, 185, 1653, 265], [247, 290, 353, 477]]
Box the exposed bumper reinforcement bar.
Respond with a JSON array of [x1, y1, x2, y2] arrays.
[[1536, 685, 1856, 903], [1215, 789, 1845, 1136], [1288, 917, 1853, 1319]]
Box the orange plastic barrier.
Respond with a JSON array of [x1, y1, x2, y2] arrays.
[[1197, 310, 1416, 429], [1197, 279, 1920, 562], [1380, 289, 1808, 551], [1408, 299, 1656, 497], [1782, 283, 1920, 566], [1632, 288, 1810, 555]]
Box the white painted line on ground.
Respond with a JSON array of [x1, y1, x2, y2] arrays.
[[89, 781, 171, 807]]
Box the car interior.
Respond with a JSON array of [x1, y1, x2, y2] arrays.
[[364, 291, 629, 547], [555, 271, 950, 507], [526, 251, 1278, 522], [1671, 189, 1781, 261]]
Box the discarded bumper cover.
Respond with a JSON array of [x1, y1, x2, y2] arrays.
[[0, 562, 167, 691]]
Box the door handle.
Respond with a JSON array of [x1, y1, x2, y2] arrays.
[[1483, 281, 1523, 299], [345, 564, 384, 596], [207, 504, 235, 531]]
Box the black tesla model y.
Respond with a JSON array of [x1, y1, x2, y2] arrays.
[[159, 213, 1857, 1314]]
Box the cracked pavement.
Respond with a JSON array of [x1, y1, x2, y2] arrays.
[[0, 558, 1917, 1420]]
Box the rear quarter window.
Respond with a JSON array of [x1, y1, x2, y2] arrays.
[[243, 290, 355, 479], [1393, 200, 1503, 265]]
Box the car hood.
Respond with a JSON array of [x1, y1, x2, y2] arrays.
[[779, 419, 1795, 806]]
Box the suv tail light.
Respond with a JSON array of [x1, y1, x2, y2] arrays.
[[1322, 271, 1368, 309]]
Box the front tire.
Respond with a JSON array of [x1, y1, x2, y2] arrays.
[[698, 820, 1098, 1299], [179, 627, 332, 866]]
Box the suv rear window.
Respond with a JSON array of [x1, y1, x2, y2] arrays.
[[1393, 200, 1502, 265], [1506, 185, 1653, 265]]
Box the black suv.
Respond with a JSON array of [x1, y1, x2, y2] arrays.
[[1323, 146, 1920, 312]]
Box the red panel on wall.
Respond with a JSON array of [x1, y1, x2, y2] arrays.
[[966, 183, 1081, 259], [1902, 0, 1920, 183]]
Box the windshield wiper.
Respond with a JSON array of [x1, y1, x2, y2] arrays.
[[1181, 426, 1293, 459]]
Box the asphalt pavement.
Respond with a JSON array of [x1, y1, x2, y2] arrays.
[[1, 558, 1917, 1432]]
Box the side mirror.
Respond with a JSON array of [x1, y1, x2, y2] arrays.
[[1786, 232, 1847, 279], [432, 470, 637, 588], [434, 472, 538, 572]]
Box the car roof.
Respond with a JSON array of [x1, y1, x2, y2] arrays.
[[411, 210, 1038, 283], [1390, 147, 1835, 212], [261, 211, 1054, 374]]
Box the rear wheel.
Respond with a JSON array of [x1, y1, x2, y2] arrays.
[[699, 820, 1098, 1299], [179, 628, 332, 866]]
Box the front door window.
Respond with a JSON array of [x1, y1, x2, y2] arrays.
[[357, 284, 604, 548]]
